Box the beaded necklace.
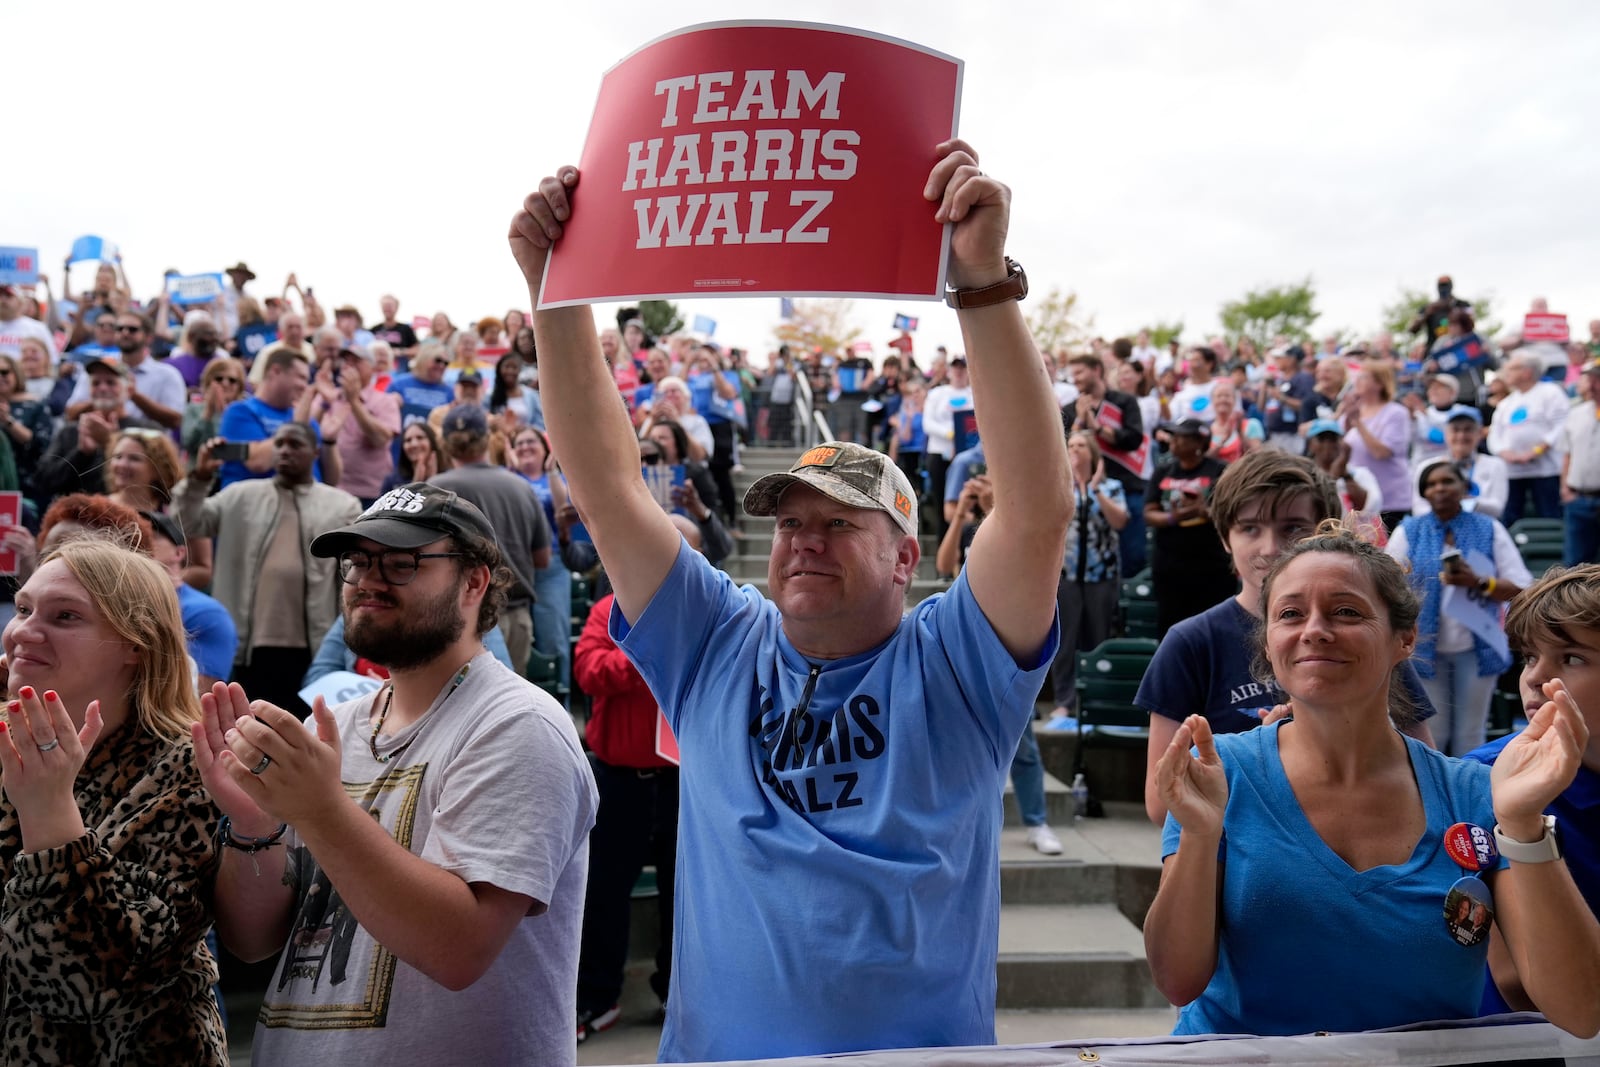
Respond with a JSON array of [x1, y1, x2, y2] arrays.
[[368, 660, 472, 763]]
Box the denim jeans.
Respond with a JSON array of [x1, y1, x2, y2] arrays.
[[1009, 726, 1047, 827], [1417, 649, 1498, 757], [1503, 475, 1562, 527], [1119, 491, 1147, 577], [1565, 494, 1600, 565], [532, 560, 573, 689]]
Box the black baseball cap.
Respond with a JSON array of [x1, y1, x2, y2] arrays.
[[310, 483, 497, 556], [1159, 418, 1212, 438], [141, 510, 185, 546]]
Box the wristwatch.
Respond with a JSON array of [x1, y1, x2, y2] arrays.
[[945, 257, 1028, 310], [1494, 815, 1561, 863]]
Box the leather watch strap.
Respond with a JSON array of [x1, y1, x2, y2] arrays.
[[945, 257, 1028, 310]]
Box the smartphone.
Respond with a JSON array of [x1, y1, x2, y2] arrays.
[[969, 462, 988, 478], [1440, 547, 1465, 572], [213, 441, 251, 463]]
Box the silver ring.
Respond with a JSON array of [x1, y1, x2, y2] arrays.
[[35, 738, 60, 753], [249, 754, 272, 775]]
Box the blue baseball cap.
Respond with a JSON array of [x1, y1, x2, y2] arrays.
[[1305, 418, 1343, 438], [1444, 404, 1483, 426]]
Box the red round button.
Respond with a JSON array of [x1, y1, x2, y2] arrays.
[[1443, 822, 1499, 871]]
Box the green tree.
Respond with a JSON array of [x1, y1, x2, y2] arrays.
[[773, 299, 861, 356], [1024, 286, 1094, 355], [638, 299, 683, 339], [1143, 320, 1184, 348], [1218, 278, 1320, 349]]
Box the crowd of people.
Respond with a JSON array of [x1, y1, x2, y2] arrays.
[[0, 149, 1595, 1063]]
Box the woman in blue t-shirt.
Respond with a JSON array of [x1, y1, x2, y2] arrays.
[[1145, 527, 1600, 1038]]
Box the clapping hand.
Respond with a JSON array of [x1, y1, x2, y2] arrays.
[[76, 409, 116, 452], [194, 681, 344, 829], [1492, 680, 1588, 839], [0, 687, 102, 852], [1155, 714, 1228, 839]]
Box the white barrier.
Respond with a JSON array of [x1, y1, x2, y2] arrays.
[[615, 1017, 1600, 1066]]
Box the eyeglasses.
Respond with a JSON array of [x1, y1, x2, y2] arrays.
[[337, 549, 463, 586], [641, 453, 664, 466], [115, 325, 144, 333], [210, 376, 243, 386]]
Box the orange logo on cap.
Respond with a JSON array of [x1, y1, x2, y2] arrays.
[[798, 445, 842, 468], [894, 491, 913, 518]]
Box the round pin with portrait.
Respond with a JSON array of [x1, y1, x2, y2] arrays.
[[1443, 876, 1494, 947]]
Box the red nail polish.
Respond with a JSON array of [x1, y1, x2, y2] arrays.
[[18, 687, 33, 700]]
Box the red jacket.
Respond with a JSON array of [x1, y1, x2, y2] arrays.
[[574, 593, 673, 768]]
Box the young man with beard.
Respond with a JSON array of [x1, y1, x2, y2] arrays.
[[196, 484, 597, 1066]]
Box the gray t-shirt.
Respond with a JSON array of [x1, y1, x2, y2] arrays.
[[432, 463, 551, 606], [253, 652, 597, 1066]]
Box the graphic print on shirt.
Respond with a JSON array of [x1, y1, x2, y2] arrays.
[[747, 674, 887, 816], [259, 763, 427, 1030]]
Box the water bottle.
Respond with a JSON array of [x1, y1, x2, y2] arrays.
[[1070, 773, 1089, 820]]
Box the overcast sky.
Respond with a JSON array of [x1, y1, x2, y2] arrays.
[[11, 1, 1598, 360]]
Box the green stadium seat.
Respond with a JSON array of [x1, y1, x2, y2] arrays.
[[1073, 637, 1157, 778]]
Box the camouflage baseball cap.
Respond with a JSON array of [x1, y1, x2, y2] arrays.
[[744, 442, 918, 535]]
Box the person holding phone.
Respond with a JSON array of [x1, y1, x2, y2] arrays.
[[1386, 457, 1529, 755], [173, 423, 361, 714]]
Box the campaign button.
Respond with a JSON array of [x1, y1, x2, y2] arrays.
[[1443, 876, 1493, 947], [1443, 822, 1499, 871]]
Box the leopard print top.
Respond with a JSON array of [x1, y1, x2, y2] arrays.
[[0, 720, 228, 1066]]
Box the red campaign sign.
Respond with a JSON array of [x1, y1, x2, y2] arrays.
[[1523, 312, 1569, 344], [539, 21, 963, 309], [655, 708, 680, 766], [0, 492, 20, 577]]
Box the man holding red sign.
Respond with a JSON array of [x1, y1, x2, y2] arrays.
[[513, 140, 1069, 1061]]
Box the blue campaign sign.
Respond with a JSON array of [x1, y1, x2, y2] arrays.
[[692, 314, 717, 336], [893, 312, 919, 332], [67, 235, 116, 265], [167, 272, 225, 306], [643, 462, 690, 515], [0, 247, 39, 286]]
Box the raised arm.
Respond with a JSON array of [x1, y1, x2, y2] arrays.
[[936, 142, 1071, 661], [511, 170, 681, 624]]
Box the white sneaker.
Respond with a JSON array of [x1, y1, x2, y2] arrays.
[[1026, 825, 1064, 855]]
